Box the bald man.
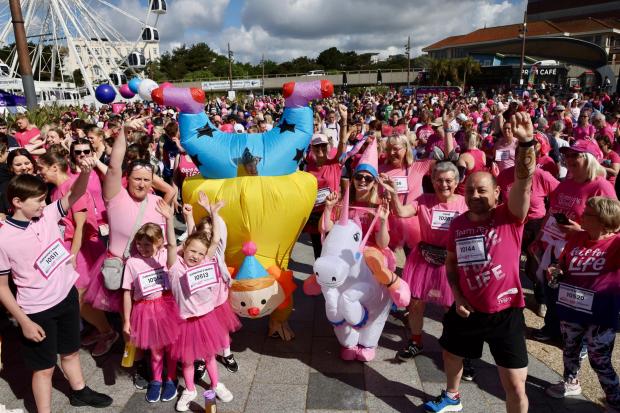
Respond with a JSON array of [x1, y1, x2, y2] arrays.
[[424, 112, 536, 413]]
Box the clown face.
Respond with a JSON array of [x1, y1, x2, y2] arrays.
[[229, 279, 285, 318]]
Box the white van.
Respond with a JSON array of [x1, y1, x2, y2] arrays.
[[305, 70, 326, 77]]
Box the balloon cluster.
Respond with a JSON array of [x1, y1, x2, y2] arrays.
[[94, 77, 174, 104]]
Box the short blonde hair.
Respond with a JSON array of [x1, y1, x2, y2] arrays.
[[385, 134, 413, 167], [583, 153, 607, 181], [586, 197, 620, 232]]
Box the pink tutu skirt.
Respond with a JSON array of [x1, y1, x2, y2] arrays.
[[130, 293, 182, 350], [389, 215, 420, 250], [83, 249, 122, 313], [402, 249, 454, 307], [170, 302, 241, 363]]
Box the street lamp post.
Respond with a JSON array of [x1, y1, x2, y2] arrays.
[[227, 42, 233, 93], [518, 10, 527, 87], [261, 53, 265, 96], [405, 36, 411, 88], [9, 0, 38, 109]]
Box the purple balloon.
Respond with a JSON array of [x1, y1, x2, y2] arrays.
[[95, 84, 116, 104], [119, 84, 135, 99]]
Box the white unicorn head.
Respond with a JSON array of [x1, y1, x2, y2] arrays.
[[313, 181, 365, 288]]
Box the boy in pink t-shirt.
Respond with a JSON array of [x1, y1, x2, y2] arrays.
[[0, 159, 112, 411]]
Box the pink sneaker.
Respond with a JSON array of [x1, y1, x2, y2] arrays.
[[356, 346, 376, 362], [340, 346, 358, 361]]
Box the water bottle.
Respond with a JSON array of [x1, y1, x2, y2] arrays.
[[121, 342, 136, 368], [204, 389, 217, 413]]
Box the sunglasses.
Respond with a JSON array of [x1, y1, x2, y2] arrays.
[[73, 149, 91, 155], [354, 174, 375, 183]]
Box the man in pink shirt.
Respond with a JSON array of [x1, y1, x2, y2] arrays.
[[593, 113, 615, 145], [13, 114, 41, 148], [424, 112, 535, 413]]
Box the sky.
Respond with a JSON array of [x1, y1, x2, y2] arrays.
[[3, 0, 527, 64]]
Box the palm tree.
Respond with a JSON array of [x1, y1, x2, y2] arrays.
[[459, 56, 480, 88], [430, 58, 449, 84]]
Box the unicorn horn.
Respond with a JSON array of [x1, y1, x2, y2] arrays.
[[338, 179, 350, 225]]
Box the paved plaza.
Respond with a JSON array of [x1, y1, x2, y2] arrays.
[[0, 235, 604, 413]]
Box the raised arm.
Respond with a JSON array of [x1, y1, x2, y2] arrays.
[[335, 104, 349, 161], [319, 191, 339, 233], [61, 157, 96, 213], [508, 112, 535, 222], [103, 124, 126, 201], [155, 199, 178, 268]]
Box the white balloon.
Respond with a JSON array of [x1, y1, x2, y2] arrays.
[[138, 78, 159, 101]]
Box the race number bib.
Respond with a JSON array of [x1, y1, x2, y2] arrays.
[[455, 235, 487, 266], [35, 239, 71, 279], [315, 188, 331, 206], [495, 149, 511, 162], [557, 283, 594, 313], [431, 210, 459, 230], [393, 176, 409, 194], [137, 267, 167, 296], [184, 262, 220, 295]]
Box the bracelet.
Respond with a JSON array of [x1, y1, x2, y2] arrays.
[[518, 140, 537, 147]]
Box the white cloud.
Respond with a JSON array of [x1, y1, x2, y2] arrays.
[[210, 0, 525, 63]]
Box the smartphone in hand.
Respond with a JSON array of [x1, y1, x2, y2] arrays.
[[553, 213, 570, 225]]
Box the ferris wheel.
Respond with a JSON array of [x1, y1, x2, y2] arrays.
[[0, 0, 167, 98]]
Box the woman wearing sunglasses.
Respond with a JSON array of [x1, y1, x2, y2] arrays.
[[37, 148, 119, 357]]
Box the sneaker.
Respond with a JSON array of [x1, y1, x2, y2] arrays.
[[146, 381, 161, 403], [546, 380, 582, 398], [423, 390, 463, 412], [69, 386, 113, 408], [194, 359, 206, 382], [214, 382, 233, 402], [397, 339, 423, 361], [91, 330, 119, 357], [216, 354, 239, 373], [532, 328, 556, 342], [133, 360, 149, 390], [462, 359, 475, 382], [161, 379, 178, 402], [81, 330, 103, 346], [579, 345, 588, 360], [175, 388, 197, 412]]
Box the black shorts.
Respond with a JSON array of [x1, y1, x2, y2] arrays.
[[439, 305, 528, 369], [20, 287, 81, 371]]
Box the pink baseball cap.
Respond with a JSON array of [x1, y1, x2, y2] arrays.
[[311, 133, 329, 145], [560, 139, 604, 162]]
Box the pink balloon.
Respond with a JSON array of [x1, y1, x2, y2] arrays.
[[119, 84, 135, 99], [160, 82, 174, 90]]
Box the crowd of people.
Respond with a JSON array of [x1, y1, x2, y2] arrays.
[[0, 84, 619, 413]]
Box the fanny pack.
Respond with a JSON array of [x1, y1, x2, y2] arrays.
[[101, 198, 147, 290], [419, 242, 447, 266]]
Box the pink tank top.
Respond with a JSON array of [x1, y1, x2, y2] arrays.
[[177, 155, 200, 180]]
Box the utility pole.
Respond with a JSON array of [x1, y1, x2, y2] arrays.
[[227, 43, 233, 92], [518, 10, 527, 87], [9, 0, 37, 109], [405, 36, 411, 88], [261, 53, 265, 96]]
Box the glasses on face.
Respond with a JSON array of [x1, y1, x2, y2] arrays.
[[353, 174, 374, 183], [74, 149, 91, 156]]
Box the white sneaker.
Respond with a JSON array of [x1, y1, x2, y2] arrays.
[[175, 388, 197, 412], [214, 382, 233, 402], [545, 380, 582, 399]]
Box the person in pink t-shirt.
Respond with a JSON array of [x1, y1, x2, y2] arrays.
[[122, 214, 183, 404], [493, 122, 517, 173], [596, 135, 620, 187], [13, 115, 42, 148], [0, 159, 113, 412], [573, 112, 596, 143], [166, 201, 240, 410], [37, 150, 118, 358], [381, 161, 467, 362], [424, 112, 535, 413]]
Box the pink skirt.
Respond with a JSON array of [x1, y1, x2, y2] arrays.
[[63, 238, 103, 289], [170, 302, 241, 363], [83, 271, 122, 313], [388, 215, 421, 250], [402, 249, 454, 307], [130, 293, 182, 350]]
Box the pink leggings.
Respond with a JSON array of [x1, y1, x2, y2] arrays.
[[181, 356, 218, 392], [151, 346, 177, 382]]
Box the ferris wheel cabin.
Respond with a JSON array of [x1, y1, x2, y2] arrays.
[[109, 72, 127, 86], [151, 0, 167, 14], [141, 27, 159, 43], [127, 52, 146, 68]]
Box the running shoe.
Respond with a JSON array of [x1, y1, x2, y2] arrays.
[[214, 382, 233, 402], [161, 379, 178, 402], [133, 360, 149, 390], [397, 339, 423, 361], [69, 386, 113, 408], [216, 354, 239, 373], [175, 388, 197, 412], [146, 381, 161, 403], [194, 359, 206, 382], [462, 358, 475, 381], [546, 380, 582, 398], [91, 330, 119, 357], [423, 390, 463, 412]]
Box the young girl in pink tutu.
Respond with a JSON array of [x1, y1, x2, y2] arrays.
[[121, 199, 183, 404], [166, 197, 241, 412]]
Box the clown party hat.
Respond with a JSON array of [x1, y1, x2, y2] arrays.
[[354, 137, 379, 177], [235, 242, 269, 280]]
